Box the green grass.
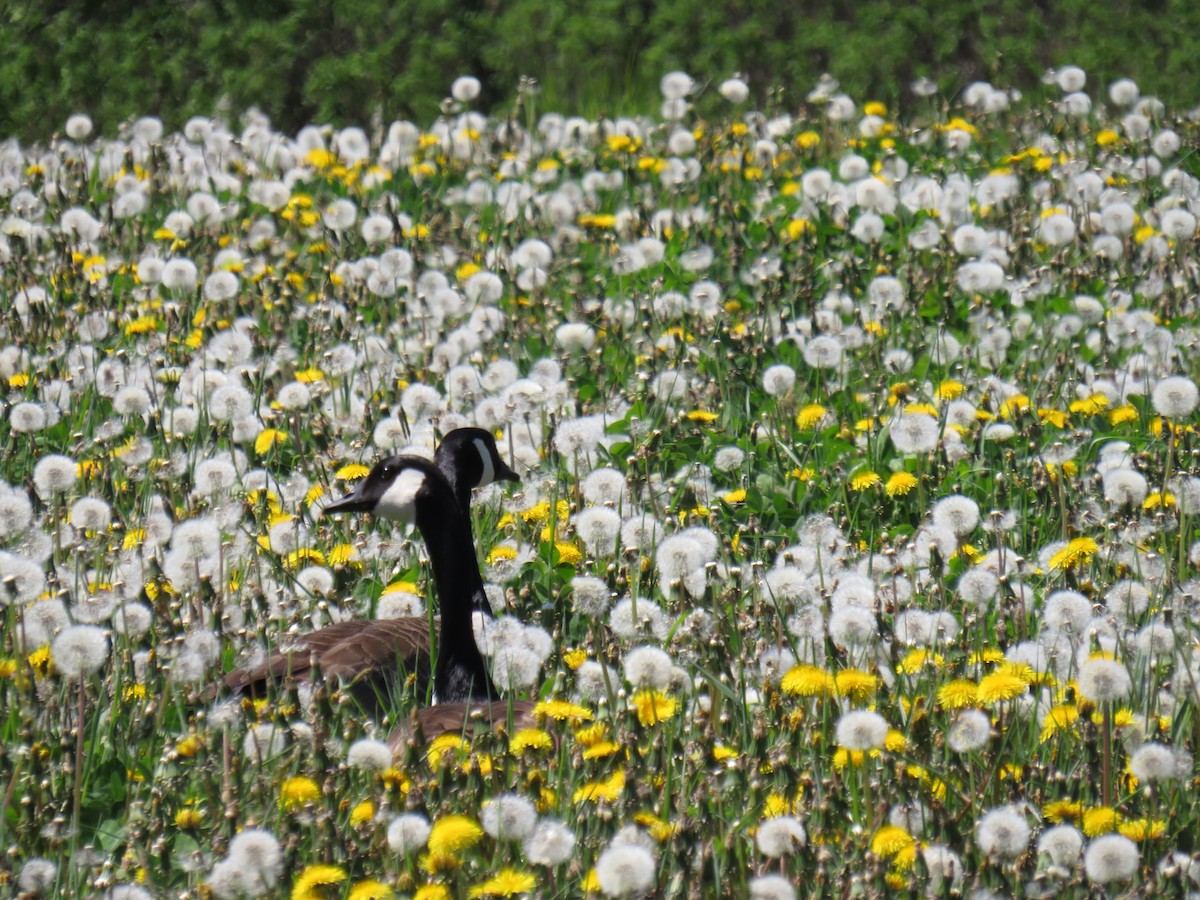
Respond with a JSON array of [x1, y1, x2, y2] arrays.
[[1, 71, 1200, 897]]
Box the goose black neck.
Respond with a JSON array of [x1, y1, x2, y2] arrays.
[[437, 461, 496, 620], [415, 495, 498, 703]]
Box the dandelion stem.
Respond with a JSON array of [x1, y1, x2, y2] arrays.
[[72, 673, 86, 846], [1101, 707, 1113, 809]]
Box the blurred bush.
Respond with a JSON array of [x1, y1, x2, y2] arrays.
[[3, 0, 1198, 140]]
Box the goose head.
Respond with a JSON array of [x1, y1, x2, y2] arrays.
[[324, 455, 450, 523], [435, 427, 520, 498]]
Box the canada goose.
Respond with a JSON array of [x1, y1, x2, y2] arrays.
[[216, 429, 518, 704], [323, 455, 537, 745]]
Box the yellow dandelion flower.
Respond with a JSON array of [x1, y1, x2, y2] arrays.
[[254, 428, 288, 455], [936, 380, 965, 400], [581, 869, 602, 893], [425, 734, 468, 768], [1048, 537, 1099, 571], [505, 728, 550, 754], [1069, 393, 1109, 415], [122, 528, 146, 550], [350, 800, 374, 825], [795, 403, 827, 430], [348, 881, 394, 900], [486, 545, 518, 564], [573, 768, 625, 804], [976, 671, 1028, 706], [555, 542, 582, 565], [1108, 404, 1138, 425], [534, 699, 593, 721], [174, 808, 203, 829], [382, 768, 411, 794], [573, 725, 608, 749], [937, 679, 979, 709], [849, 471, 881, 491], [634, 811, 675, 842], [335, 463, 370, 481], [897, 648, 943, 674], [870, 824, 915, 858], [124, 316, 160, 336], [832, 747, 866, 771], [1082, 806, 1119, 837], [783, 218, 812, 240], [428, 815, 483, 855], [1118, 818, 1165, 841], [291, 864, 347, 900], [279, 776, 321, 810], [578, 213, 616, 229], [1143, 492, 1175, 511], [468, 869, 538, 898], [175, 735, 203, 758], [885, 472, 918, 497], [884, 730, 908, 752], [722, 488, 747, 504], [563, 648, 587, 669], [780, 664, 834, 697], [0, 658, 18, 679], [763, 793, 790, 818], [969, 648, 1005, 665], [833, 669, 879, 701], [997, 394, 1031, 418], [712, 744, 738, 762], [1037, 407, 1069, 428], [582, 741, 621, 760], [687, 409, 719, 423], [633, 690, 678, 725], [415, 882, 452, 899]]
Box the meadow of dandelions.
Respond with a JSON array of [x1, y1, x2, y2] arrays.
[[2, 65, 1200, 897]]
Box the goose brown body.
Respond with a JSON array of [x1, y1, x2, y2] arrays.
[[391, 699, 539, 749]]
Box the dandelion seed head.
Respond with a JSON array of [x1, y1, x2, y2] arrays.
[[1078, 657, 1132, 704], [1128, 742, 1180, 782], [18, 858, 57, 894], [112, 602, 153, 638], [975, 806, 1031, 859], [480, 793, 537, 841], [748, 875, 795, 900], [762, 364, 796, 397], [827, 605, 877, 648], [33, 454, 77, 498], [931, 495, 980, 536], [1151, 375, 1199, 418], [756, 816, 808, 857], [1085, 834, 1139, 884], [387, 813, 431, 854], [9, 401, 48, 433], [890, 413, 939, 454], [835, 709, 889, 751], [346, 738, 392, 772], [947, 709, 992, 752], [575, 506, 622, 557], [51, 624, 109, 677], [523, 818, 576, 865], [623, 645, 674, 689]]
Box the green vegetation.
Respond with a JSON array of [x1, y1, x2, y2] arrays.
[[3, 0, 1200, 140]]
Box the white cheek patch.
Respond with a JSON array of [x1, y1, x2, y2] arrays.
[[375, 469, 425, 523], [473, 437, 496, 487]]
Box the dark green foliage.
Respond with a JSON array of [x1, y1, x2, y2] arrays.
[[3, 0, 1200, 140]]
